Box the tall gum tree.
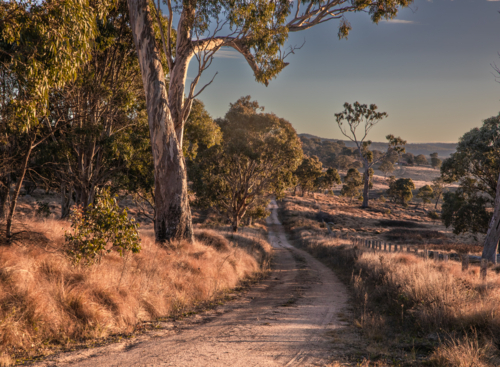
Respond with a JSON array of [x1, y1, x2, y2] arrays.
[[335, 102, 405, 208], [126, 0, 414, 242]]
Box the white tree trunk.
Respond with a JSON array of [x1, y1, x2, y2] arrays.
[[482, 171, 500, 263], [127, 0, 193, 242]]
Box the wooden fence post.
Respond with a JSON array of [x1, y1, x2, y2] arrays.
[[461, 254, 469, 272], [443, 254, 449, 262], [384, 242, 387, 251], [424, 249, 428, 259], [480, 259, 488, 281]]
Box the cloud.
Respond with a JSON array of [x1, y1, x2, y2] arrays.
[[381, 19, 417, 24], [213, 49, 241, 59], [487, 0, 500, 2]]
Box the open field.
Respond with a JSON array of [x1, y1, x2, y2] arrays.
[[279, 193, 500, 366], [0, 206, 271, 365]]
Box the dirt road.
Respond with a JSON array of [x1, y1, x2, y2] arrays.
[[36, 200, 350, 366]]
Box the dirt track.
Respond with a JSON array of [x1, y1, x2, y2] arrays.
[[35, 200, 350, 366]]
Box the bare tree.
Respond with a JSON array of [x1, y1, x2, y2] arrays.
[[335, 102, 405, 208]]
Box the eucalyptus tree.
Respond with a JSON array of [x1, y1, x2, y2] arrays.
[[125, 0, 413, 242], [192, 97, 303, 232], [440, 114, 500, 262], [341, 168, 363, 202], [335, 102, 406, 208], [0, 0, 105, 237], [34, 2, 147, 217], [295, 156, 323, 196]]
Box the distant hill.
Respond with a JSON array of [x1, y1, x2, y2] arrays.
[[299, 133, 457, 158]]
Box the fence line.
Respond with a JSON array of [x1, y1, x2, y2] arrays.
[[323, 220, 489, 280]]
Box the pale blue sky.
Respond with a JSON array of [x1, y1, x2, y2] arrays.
[[185, 0, 500, 143]]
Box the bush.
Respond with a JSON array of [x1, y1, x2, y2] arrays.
[[65, 188, 140, 264], [428, 211, 440, 220]]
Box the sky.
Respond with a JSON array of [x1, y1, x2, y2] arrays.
[[184, 0, 500, 143]]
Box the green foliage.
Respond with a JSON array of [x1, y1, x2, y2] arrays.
[[183, 100, 222, 161], [191, 96, 303, 231], [65, 189, 140, 265], [341, 168, 363, 201], [295, 156, 323, 195], [387, 177, 415, 206], [441, 190, 490, 235], [417, 185, 434, 208], [438, 115, 500, 234], [316, 167, 341, 190], [0, 0, 109, 129]]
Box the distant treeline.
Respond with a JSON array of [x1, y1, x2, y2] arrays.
[[299, 134, 457, 159]]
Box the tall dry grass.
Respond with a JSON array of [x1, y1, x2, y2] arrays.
[[279, 196, 500, 366], [0, 219, 271, 362]]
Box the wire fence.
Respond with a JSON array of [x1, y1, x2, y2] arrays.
[[323, 220, 490, 281]]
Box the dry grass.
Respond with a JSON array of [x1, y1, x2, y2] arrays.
[[429, 333, 500, 367], [0, 219, 271, 362], [279, 195, 500, 365]]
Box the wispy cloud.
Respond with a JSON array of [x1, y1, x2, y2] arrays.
[[381, 19, 417, 24], [487, 0, 500, 2], [214, 49, 241, 59]]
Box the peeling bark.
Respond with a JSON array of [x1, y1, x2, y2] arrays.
[[127, 0, 193, 242]]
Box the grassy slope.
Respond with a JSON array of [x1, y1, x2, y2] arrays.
[[0, 217, 271, 365], [279, 194, 500, 367]]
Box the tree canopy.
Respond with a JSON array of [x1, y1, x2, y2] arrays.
[[192, 96, 303, 231]]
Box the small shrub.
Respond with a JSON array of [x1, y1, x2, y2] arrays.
[[65, 188, 140, 264], [383, 209, 391, 215], [428, 210, 440, 220], [327, 190, 334, 196], [35, 201, 51, 218], [378, 195, 386, 202]]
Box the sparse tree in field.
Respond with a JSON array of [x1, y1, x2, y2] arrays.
[[441, 189, 490, 237], [387, 178, 415, 206], [417, 185, 433, 209], [125, 0, 413, 241], [295, 156, 323, 197], [0, 0, 104, 238], [430, 153, 442, 170], [379, 159, 395, 178], [415, 154, 428, 166], [402, 152, 415, 166], [335, 102, 406, 208], [341, 168, 363, 203], [430, 177, 446, 209], [319, 168, 342, 191], [192, 97, 303, 232]]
